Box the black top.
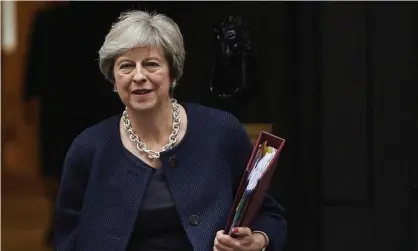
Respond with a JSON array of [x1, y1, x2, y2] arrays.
[[126, 168, 193, 251]]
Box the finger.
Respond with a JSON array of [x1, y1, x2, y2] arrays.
[[238, 236, 253, 246], [214, 231, 235, 251], [217, 233, 241, 249], [214, 241, 234, 251], [230, 235, 253, 247], [230, 227, 252, 237], [214, 237, 234, 251], [216, 230, 225, 238]]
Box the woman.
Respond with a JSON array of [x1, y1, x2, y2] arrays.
[[53, 10, 287, 251]]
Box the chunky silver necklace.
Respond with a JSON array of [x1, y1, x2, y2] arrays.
[[122, 99, 181, 159]]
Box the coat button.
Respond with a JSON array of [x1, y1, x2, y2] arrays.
[[169, 156, 177, 167], [188, 215, 200, 226]]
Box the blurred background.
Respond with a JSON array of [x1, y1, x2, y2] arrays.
[[1, 1, 417, 251]]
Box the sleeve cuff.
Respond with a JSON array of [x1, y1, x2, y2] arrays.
[[252, 214, 287, 251], [252, 230, 269, 250]]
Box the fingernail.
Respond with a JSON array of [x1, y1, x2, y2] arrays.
[[233, 227, 238, 233]]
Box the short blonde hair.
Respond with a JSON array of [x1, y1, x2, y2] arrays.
[[98, 10, 186, 84]]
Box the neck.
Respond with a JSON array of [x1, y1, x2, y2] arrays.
[[126, 99, 174, 148]]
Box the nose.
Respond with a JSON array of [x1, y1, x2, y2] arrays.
[[133, 64, 147, 83]]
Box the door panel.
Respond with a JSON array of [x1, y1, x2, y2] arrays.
[[322, 207, 373, 251], [318, 3, 417, 251]]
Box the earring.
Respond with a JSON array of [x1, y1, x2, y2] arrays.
[[172, 81, 177, 88], [113, 86, 117, 93]]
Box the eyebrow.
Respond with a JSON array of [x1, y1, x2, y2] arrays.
[[115, 56, 163, 65], [144, 57, 163, 61], [115, 58, 132, 65]]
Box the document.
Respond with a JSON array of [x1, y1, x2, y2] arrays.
[[224, 131, 285, 234], [228, 141, 278, 235]]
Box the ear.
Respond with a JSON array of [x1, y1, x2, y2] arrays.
[[169, 81, 177, 97]]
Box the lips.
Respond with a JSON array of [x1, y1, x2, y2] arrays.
[[132, 89, 152, 95]]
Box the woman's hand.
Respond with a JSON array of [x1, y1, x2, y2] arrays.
[[213, 227, 267, 251]]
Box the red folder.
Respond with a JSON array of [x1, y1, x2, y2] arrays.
[[224, 131, 285, 233]]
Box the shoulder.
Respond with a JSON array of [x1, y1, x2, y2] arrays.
[[183, 102, 251, 158], [71, 115, 120, 150], [61, 115, 120, 177], [184, 102, 243, 134], [183, 103, 253, 179]]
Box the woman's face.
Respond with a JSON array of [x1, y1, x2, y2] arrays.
[[113, 46, 172, 112]]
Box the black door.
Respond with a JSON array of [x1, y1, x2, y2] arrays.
[[277, 3, 418, 251]]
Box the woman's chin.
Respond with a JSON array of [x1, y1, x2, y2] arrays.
[[128, 99, 158, 112]]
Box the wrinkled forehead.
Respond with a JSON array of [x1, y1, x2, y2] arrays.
[[118, 45, 165, 59]]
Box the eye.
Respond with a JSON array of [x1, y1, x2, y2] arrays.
[[120, 63, 134, 69], [144, 61, 160, 67]]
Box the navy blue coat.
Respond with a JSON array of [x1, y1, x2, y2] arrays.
[[54, 103, 287, 250]]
